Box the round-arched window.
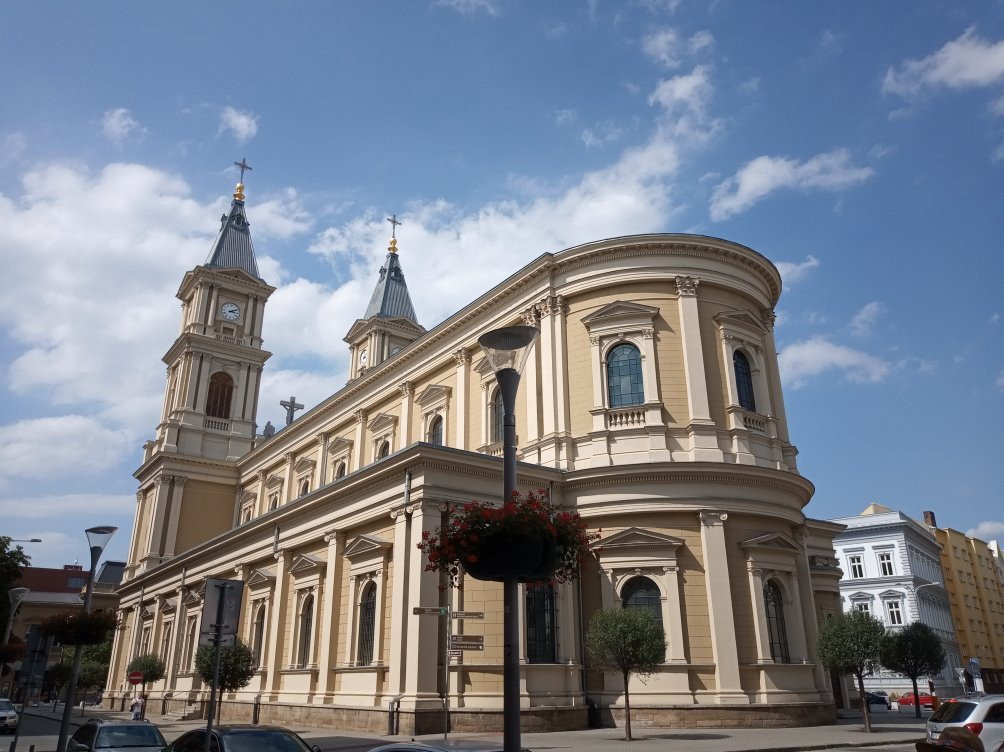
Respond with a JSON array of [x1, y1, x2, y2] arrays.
[[606, 344, 644, 407], [621, 575, 663, 627]]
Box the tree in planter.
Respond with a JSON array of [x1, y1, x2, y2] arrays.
[[48, 663, 73, 709], [816, 610, 885, 733], [879, 622, 946, 719], [126, 654, 166, 717], [195, 640, 256, 723], [585, 608, 666, 741]]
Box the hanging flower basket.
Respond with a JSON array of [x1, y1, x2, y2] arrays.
[[418, 490, 598, 587], [38, 609, 117, 645]]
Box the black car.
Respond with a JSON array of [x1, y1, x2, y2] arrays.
[[163, 726, 320, 752], [864, 691, 892, 710]]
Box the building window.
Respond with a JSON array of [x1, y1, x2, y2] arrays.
[[297, 594, 314, 667], [268, 493, 278, 511], [428, 415, 444, 446], [298, 479, 310, 497], [764, 580, 790, 663], [621, 576, 662, 628], [184, 619, 198, 670], [878, 552, 895, 577], [252, 605, 266, 668], [888, 600, 903, 626], [525, 584, 557, 664], [491, 387, 504, 443], [848, 555, 864, 579], [733, 350, 756, 412], [606, 343, 645, 408], [160, 624, 173, 662], [335, 462, 347, 479], [205, 372, 234, 419], [854, 602, 871, 615], [356, 582, 377, 665], [377, 441, 390, 459]]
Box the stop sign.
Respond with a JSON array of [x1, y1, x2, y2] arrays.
[[127, 670, 144, 685]]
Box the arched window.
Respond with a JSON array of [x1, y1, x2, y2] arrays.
[[734, 350, 756, 412], [356, 582, 377, 665], [268, 493, 278, 511], [298, 479, 310, 497], [205, 372, 234, 419], [606, 344, 644, 407], [252, 604, 266, 668], [184, 619, 198, 670], [297, 594, 314, 667], [525, 584, 557, 664], [491, 387, 504, 443], [335, 462, 347, 479], [621, 576, 663, 628], [160, 624, 172, 662], [764, 580, 789, 663], [428, 415, 444, 446], [378, 441, 390, 459]]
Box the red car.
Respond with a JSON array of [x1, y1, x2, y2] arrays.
[[899, 691, 936, 709]]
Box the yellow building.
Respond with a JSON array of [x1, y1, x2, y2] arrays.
[[934, 524, 1004, 691], [106, 179, 845, 732]]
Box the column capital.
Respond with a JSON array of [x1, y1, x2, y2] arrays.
[[399, 381, 414, 398], [521, 306, 539, 326], [354, 409, 367, 424], [700, 510, 728, 527], [761, 308, 777, 331], [453, 348, 472, 366], [173, 476, 187, 486], [675, 275, 700, 296]]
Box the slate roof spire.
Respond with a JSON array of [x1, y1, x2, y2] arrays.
[[363, 233, 419, 325], [205, 175, 262, 280]]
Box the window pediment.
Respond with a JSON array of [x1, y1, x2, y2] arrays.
[[294, 457, 316, 475], [183, 588, 202, 606], [265, 473, 284, 491], [715, 310, 767, 348], [740, 532, 801, 553], [595, 527, 684, 551], [289, 553, 325, 575], [593, 527, 682, 571], [415, 384, 452, 408], [246, 566, 276, 589], [473, 356, 497, 380], [582, 301, 659, 333], [367, 412, 398, 434], [325, 436, 353, 455], [344, 534, 392, 560], [878, 589, 904, 600], [848, 591, 874, 601], [240, 489, 257, 505]]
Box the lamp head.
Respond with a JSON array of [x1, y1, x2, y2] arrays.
[[477, 325, 539, 375], [85, 526, 117, 554], [8, 587, 28, 606]]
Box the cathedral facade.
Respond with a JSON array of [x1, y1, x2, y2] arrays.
[[106, 180, 844, 732]]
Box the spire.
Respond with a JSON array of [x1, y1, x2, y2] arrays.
[[205, 160, 262, 280], [362, 220, 419, 324]]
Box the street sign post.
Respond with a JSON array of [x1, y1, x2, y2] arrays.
[[413, 606, 448, 616], [451, 611, 484, 619], [450, 634, 485, 651], [127, 670, 144, 686]]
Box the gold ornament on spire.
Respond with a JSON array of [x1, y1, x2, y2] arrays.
[[232, 158, 252, 202], [388, 237, 398, 254], [386, 214, 401, 253], [234, 183, 245, 201]]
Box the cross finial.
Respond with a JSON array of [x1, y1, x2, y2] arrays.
[[386, 214, 402, 239], [234, 157, 253, 182], [279, 395, 304, 427]]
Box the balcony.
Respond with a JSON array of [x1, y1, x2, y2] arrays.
[[205, 417, 231, 432]]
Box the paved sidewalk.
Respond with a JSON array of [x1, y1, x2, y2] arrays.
[[22, 704, 928, 752]]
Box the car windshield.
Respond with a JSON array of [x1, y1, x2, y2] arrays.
[[0, 700, 14, 712], [223, 731, 311, 752], [930, 701, 977, 723], [96, 725, 168, 748]]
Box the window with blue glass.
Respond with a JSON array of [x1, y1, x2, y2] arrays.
[[606, 343, 645, 407], [428, 415, 444, 446], [733, 350, 756, 412], [764, 580, 790, 663], [621, 576, 663, 628], [526, 584, 557, 663], [491, 387, 504, 443], [357, 582, 376, 665]]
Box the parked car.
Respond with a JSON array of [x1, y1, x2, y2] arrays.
[[899, 691, 936, 710], [370, 743, 512, 752], [164, 726, 320, 752], [0, 698, 18, 734], [926, 695, 1004, 752], [864, 691, 892, 710], [64, 719, 166, 752]]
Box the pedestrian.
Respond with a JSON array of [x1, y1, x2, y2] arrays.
[[916, 726, 984, 752], [130, 695, 143, 720]]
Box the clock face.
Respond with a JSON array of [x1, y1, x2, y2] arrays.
[[359, 349, 369, 365], [220, 302, 241, 321], [390, 346, 402, 355]]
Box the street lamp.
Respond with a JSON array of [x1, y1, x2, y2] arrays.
[[10, 539, 42, 543], [57, 525, 117, 752], [477, 324, 539, 752], [4, 588, 29, 644]]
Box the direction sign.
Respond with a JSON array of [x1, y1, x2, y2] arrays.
[[127, 670, 144, 685], [451, 611, 484, 619], [450, 634, 484, 650], [413, 606, 448, 616], [448, 650, 462, 658]]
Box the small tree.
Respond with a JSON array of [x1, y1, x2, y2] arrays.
[[880, 622, 946, 719], [126, 653, 166, 711], [195, 640, 257, 722], [817, 610, 885, 733], [585, 608, 666, 741]]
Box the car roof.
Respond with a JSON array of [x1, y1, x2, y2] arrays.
[[86, 720, 155, 726], [369, 743, 509, 752], [201, 726, 298, 734]]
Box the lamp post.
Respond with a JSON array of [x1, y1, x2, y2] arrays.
[[57, 526, 117, 752], [4, 587, 29, 644], [477, 324, 539, 752]]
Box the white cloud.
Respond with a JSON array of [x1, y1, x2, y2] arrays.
[[0, 416, 133, 484], [997, 367, 1004, 389], [883, 26, 1004, 98], [581, 121, 625, 148], [778, 337, 891, 388], [989, 313, 1000, 325], [248, 188, 312, 240], [0, 132, 27, 166], [819, 30, 843, 57], [710, 149, 874, 221], [775, 255, 820, 285], [434, 0, 501, 16], [554, 109, 577, 126], [990, 95, 1004, 116], [642, 28, 713, 68], [966, 520, 1004, 541], [0, 492, 134, 521], [219, 106, 259, 143], [850, 301, 884, 336], [101, 108, 145, 144], [738, 77, 760, 95]]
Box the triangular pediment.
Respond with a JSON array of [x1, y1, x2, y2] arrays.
[[581, 301, 659, 327], [473, 356, 496, 378], [246, 566, 276, 588], [265, 473, 284, 490], [326, 436, 353, 455], [594, 527, 684, 551], [416, 384, 452, 407], [740, 532, 801, 552], [240, 489, 258, 505], [183, 588, 202, 606], [848, 591, 873, 601], [367, 412, 398, 433], [878, 589, 904, 599], [160, 599, 176, 614], [344, 534, 392, 560], [294, 457, 316, 475], [289, 554, 324, 575], [714, 310, 768, 336]]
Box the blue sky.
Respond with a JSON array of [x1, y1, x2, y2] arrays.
[[1, 1, 1003, 568]]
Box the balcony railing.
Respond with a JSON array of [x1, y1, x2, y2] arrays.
[[606, 406, 646, 429], [205, 417, 231, 432], [739, 410, 767, 434]]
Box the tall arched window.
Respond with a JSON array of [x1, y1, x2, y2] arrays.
[[184, 619, 198, 670], [297, 594, 314, 667], [734, 350, 756, 412], [428, 415, 444, 446], [764, 580, 790, 663], [205, 372, 234, 419], [606, 344, 644, 407], [356, 582, 377, 665], [621, 576, 663, 628], [525, 584, 557, 664], [252, 604, 266, 668], [491, 387, 504, 443], [298, 479, 310, 497], [335, 462, 347, 479], [378, 441, 390, 459]]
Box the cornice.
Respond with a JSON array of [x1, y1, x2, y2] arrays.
[[564, 462, 813, 499], [161, 332, 272, 367], [176, 265, 276, 301]]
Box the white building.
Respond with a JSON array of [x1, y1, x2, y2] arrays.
[[830, 503, 962, 697]]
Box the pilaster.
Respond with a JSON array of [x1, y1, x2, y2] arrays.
[[453, 349, 471, 450], [399, 382, 414, 446], [265, 549, 291, 697]]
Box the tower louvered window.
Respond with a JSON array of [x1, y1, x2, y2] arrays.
[[357, 582, 377, 665], [206, 372, 234, 418]]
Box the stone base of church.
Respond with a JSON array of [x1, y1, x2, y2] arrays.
[[598, 702, 836, 729]]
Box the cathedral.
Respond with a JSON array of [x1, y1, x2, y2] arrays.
[[106, 176, 845, 732]]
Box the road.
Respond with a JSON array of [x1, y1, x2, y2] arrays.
[[10, 710, 63, 752]]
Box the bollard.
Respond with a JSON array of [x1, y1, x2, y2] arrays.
[[9, 739, 15, 752]]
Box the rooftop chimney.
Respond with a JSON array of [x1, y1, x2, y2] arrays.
[[923, 510, 938, 528]]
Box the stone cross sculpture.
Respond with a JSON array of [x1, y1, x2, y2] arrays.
[[280, 396, 304, 426]]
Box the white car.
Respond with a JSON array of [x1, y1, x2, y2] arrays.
[[926, 695, 1004, 752], [0, 698, 18, 734]]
